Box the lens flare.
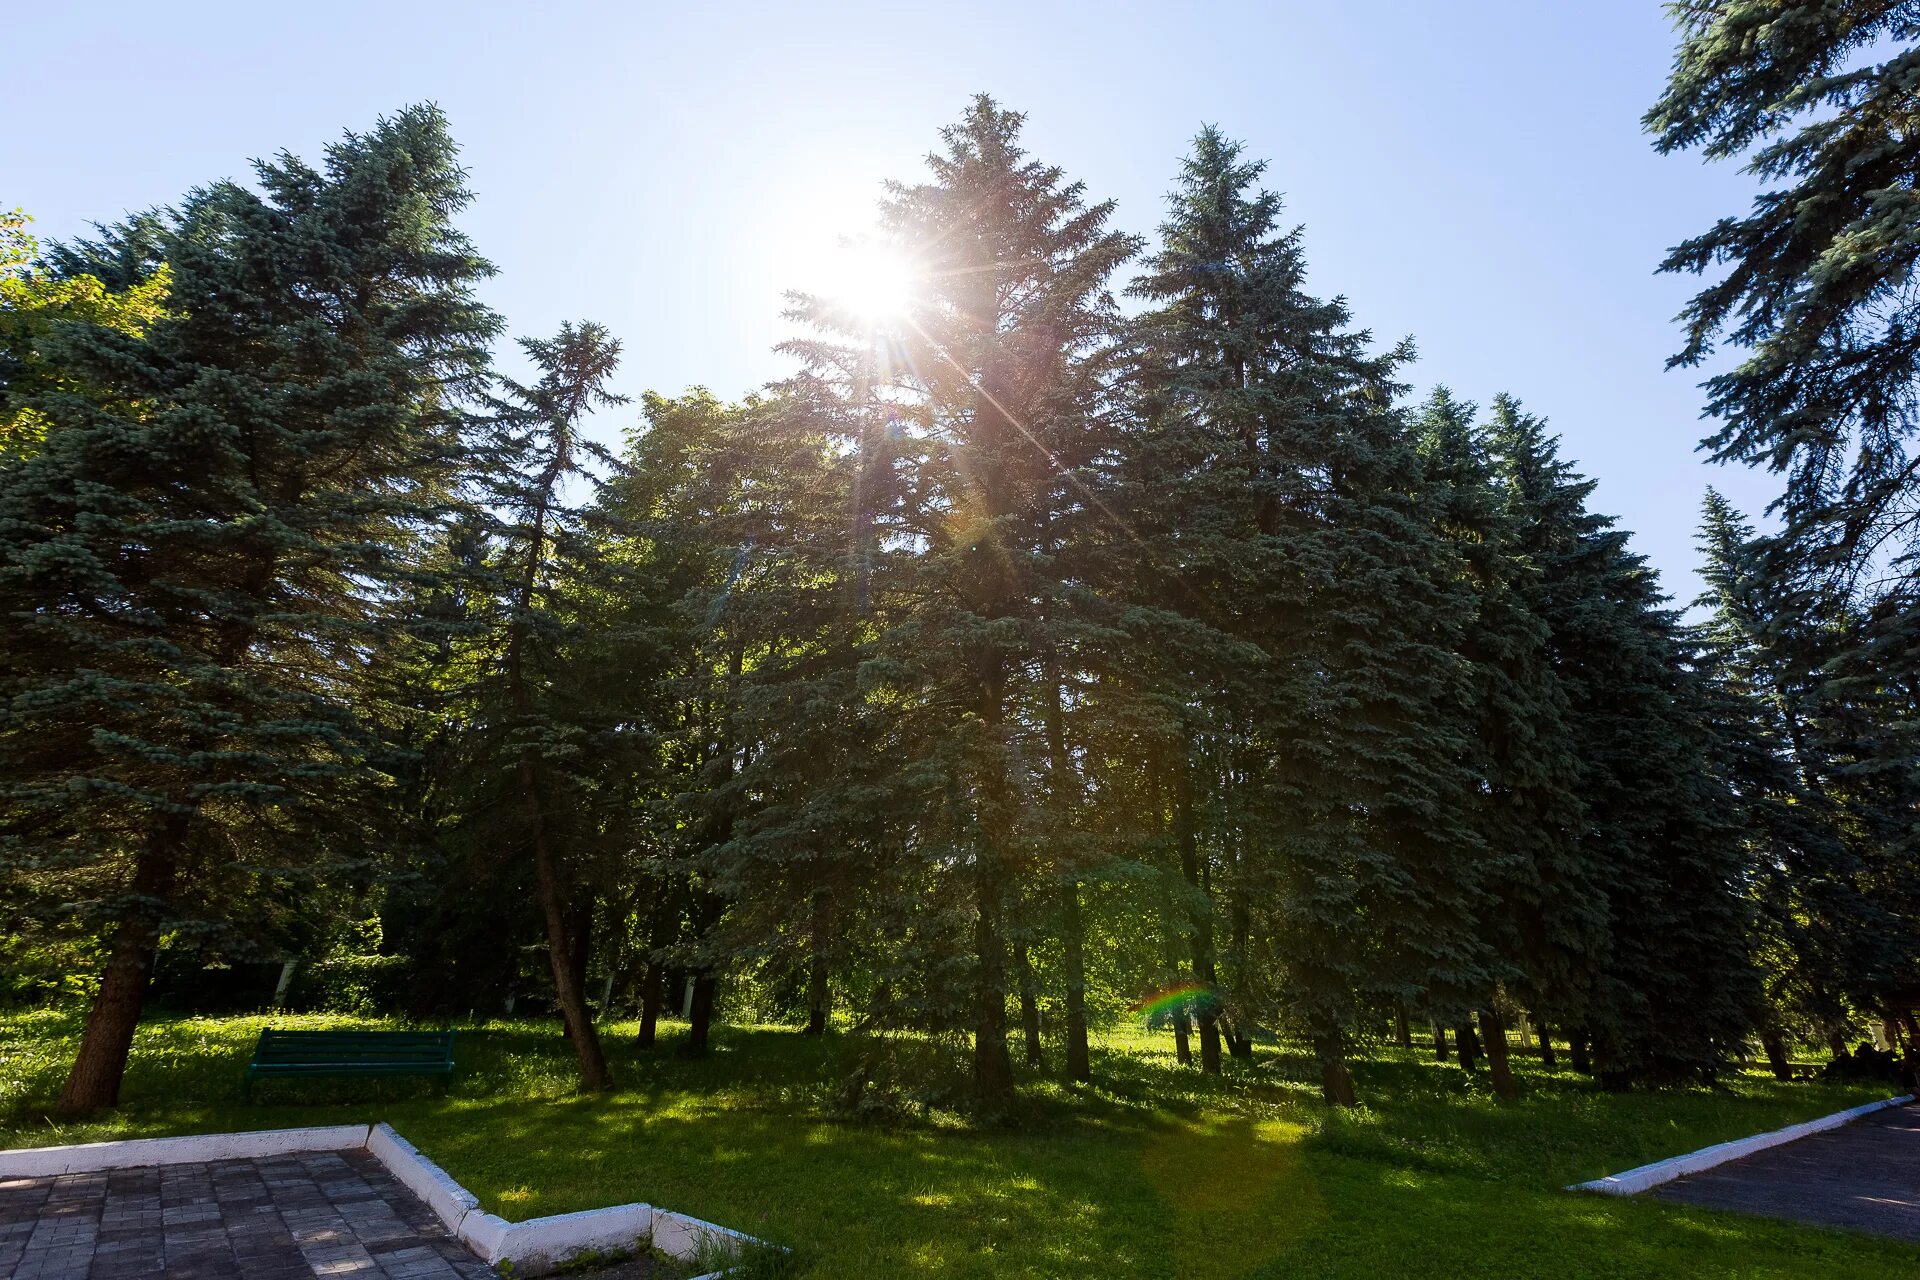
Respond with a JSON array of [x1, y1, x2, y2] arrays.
[[828, 242, 915, 322]]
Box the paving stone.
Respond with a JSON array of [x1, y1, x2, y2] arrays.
[[0, 1150, 499, 1278]]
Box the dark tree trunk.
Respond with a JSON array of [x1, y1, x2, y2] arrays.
[[525, 755, 614, 1091], [1173, 747, 1221, 1075], [1014, 941, 1042, 1069], [1454, 1022, 1480, 1073], [59, 815, 188, 1113], [1227, 1027, 1253, 1060], [1828, 1028, 1851, 1059], [1039, 625, 1086, 1084], [804, 890, 831, 1036], [636, 897, 671, 1049], [971, 874, 1015, 1109], [1174, 1012, 1193, 1066], [567, 899, 594, 1019], [1433, 1024, 1450, 1061], [637, 962, 663, 1048], [1569, 1032, 1592, 1075], [1533, 1015, 1557, 1068], [1762, 1030, 1793, 1081], [1479, 1009, 1517, 1099], [1315, 1032, 1357, 1107], [686, 973, 718, 1053], [1395, 1005, 1412, 1049], [1061, 881, 1090, 1082]]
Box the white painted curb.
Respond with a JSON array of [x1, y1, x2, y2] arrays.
[[1571, 1093, 1912, 1196], [0, 1121, 777, 1275], [0, 1124, 372, 1178], [366, 1122, 478, 1236]]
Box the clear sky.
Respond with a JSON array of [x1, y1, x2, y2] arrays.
[[6, 1, 1768, 600]]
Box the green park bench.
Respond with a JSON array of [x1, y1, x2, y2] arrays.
[[242, 1028, 456, 1100]]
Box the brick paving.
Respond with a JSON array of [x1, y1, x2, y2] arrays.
[[0, 1149, 496, 1279], [1654, 1102, 1920, 1242]]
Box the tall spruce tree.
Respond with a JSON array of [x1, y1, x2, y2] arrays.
[[470, 322, 630, 1090], [1694, 488, 1913, 1060], [779, 96, 1137, 1108], [1414, 388, 1601, 1091], [1648, 4, 1920, 909], [1490, 398, 1758, 1083], [1126, 127, 1485, 1104], [0, 106, 498, 1110]]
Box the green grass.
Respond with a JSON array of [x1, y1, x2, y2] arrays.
[[1, 1009, 1912, 1278]]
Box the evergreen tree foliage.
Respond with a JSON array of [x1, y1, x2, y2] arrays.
[[776, 96, 1137, 1108], [0, 208, 174, 462], [8, 88, 1910, 1119], [1413, 389, 1601, 1068], [1490, 398, 1758, 1083], [1649, 5, 1920, 914], [1694, 488, 1917, 1051], [0, 105, 499, 1110], [461, 321, 633, 1089], [1126, 128, 1487, 1104]]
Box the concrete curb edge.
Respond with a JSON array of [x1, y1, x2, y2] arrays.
[[1569, 1092, 1913, 1196], [0, 1121, 773, 1274]]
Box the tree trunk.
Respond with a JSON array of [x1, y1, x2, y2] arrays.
[[1174, 1012, 1193, 1066], [1061, 881, 1090, 1082], [524, 756, 613, 1091], [1535, 1016, 1557, 1069], [804, 890, 831, 1036], [1762, 1030, 1793, 1081], [1315, 1032, 1357, 1107], [1227, 1027, 1253, 1060], [59, 815, 189, 1113], [971, 871, 1015, 1109], [1394, 1005, 1412, 1049], [687, 973, 718, 1053], [1569, 1032, 1592, 1075], [567, 898, 594, 1023], [1014, 941, 1042, 1069], [1479, 1009, 1517, 1099], [1433, 1024, 1450, 1061], [637, 962, 663, 1048], [1454, 1021, 1480, 1073], [1039, 634, 1084, 1083], [508, 480, 611, 1093], [1173, 747, 1221, 1075]]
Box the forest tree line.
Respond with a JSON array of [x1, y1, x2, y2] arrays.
[[6, 6, 1920, 1117]]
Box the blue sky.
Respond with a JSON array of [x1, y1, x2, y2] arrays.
[[7, 2, 1767, 599]]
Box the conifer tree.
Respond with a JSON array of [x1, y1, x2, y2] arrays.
[[1414, 389, 1601, 1081], [780, 96, 1137, 1108], [0, 106, 498, 1111], [470, 322, 630, 1090], [1127, 128, 1484, 1104], [1490, 398, 1758, 1083], [1649, 4, 1920, 883], [1693, 488, 1912, 1058]]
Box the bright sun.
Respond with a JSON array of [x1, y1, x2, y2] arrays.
[[825, 241, 916, 323]]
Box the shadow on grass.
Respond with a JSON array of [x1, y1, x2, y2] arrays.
[[2, 1011, 1912, 1278]]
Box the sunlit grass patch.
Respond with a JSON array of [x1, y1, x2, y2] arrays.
[[0, 1011, 1911, 1278]]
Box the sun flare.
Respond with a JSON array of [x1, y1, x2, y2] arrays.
[[824, 241, 917, 323]]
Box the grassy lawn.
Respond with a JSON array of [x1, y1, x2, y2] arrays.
[[1, 1010, 1912, 1278]]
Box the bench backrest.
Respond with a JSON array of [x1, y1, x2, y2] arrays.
[[252, 1028, 455, 1066]]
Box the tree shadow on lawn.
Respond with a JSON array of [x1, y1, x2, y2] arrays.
[[409, 1097, 1328, 1279], [6, 1015, 1911, 1277], [1268, 1147, 1920, 1280]]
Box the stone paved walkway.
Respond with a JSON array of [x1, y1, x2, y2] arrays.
[[0, 1148, 496, 1279], [1654, 1102, 1920, 1242]]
